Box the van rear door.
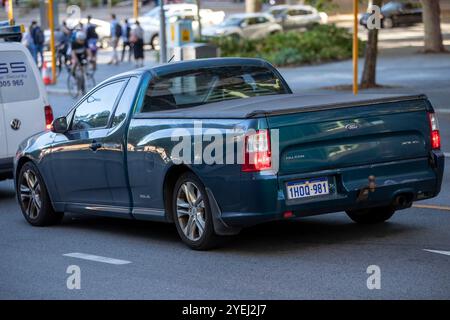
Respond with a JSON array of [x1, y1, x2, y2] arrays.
[[0, 97, 7, 159], [0, 44, 47, 157]]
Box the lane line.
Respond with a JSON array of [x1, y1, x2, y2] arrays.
[[423, 249, 450, 257], [413, 204, 450, 211], [435, 109, 450, 114], [63, 252, 131, 265]]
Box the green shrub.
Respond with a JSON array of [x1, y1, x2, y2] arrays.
[[23, 0, 40, 9], [204, 24, 365, 67]]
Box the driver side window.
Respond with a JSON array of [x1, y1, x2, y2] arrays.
[[71, 81, 125, 131]]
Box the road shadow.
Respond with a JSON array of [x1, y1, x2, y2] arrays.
[[222, 214, 418, 253], [59, 213, 181, 245], [55, 211, 419, 254], [0, 180, 15, 200]]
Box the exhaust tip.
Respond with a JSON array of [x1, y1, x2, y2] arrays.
[[393, 193, 414, 209]]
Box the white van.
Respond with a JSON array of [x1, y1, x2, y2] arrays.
[[0, 27, 53, 180]]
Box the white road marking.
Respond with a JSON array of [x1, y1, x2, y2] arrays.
[[435, 109, 450, 114], [423, 249, 450, 257], [63, 252, 131, 265], [413, 204, 450, 211]]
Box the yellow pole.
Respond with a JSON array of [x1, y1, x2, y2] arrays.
[[8, 0, 14, 21], [353, 0, 359, 95], [48, 0, 57, 84], [134, 0, 139, 19]]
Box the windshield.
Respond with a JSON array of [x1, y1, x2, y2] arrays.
[[144, 7, 160, 18], [269, 9, 286, 17], [219, 17, 243, 27], [141, 66, 288, 112]]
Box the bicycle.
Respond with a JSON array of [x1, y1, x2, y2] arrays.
[[67, 59, 96, 98]]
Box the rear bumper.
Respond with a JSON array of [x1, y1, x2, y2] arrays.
[[0, 157, 14, 180], [218, 153, 445, 228]]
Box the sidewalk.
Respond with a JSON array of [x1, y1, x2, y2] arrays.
[[45, 49, 158, 95]]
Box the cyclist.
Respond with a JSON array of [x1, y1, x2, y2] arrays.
[[70, 31, 89, 76]]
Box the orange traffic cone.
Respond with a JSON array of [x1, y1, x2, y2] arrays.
[[42, 61, 52, 85]]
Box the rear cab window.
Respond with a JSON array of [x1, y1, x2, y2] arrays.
[[140, 66, 288, 113]]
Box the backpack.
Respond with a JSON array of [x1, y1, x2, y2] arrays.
[[86, 25, 98, 40], [114, 23, 122, 38], [34, 27, 45, 45]]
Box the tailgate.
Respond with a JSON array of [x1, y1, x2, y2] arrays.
[[268, 98, 431, 175]]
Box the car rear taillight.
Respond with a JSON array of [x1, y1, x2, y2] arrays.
[[242, 129, 272, 172], [45, 105, 54, 130], [428, 112, 441, 150]]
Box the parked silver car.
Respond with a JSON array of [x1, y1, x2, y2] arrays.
[[202, 13, 282, 40], [266, 4, 328, 30]]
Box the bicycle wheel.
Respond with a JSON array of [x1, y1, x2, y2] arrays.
[[86, 74, 96, 92], [67, 73, 79, 98]]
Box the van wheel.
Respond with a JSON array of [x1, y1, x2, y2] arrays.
[[172, 172, 221, 250], [17, 162, 63, 226], [346, 206, 396, 224]]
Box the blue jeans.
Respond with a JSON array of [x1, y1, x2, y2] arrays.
[[27, 44, 37, 64], [35, 44, 44, 67]]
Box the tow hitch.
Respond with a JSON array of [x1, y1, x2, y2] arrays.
[[357, 175, 376, 202]]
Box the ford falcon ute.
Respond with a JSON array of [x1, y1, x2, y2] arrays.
[[14, 58, 444, 250]]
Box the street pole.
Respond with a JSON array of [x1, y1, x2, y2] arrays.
[[48, 0, 57, 84], [7, 0, 13, 21], [159, 0, 167, 63], [134, 0, 139, 19], [353, 0, 359, 95]]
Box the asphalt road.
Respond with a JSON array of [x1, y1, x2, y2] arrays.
[[1, 50, 450, 300]]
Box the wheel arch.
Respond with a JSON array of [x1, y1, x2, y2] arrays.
[[162, 164, 194, 222]]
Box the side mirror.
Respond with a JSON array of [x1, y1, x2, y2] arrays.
[[240, 21, 248, 28], [51, 116, 68, 134]]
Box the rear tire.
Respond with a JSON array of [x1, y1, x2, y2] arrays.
[[346, 206, 395, 224], [17, 162, 63, 226], [172, 172, 222, 250]]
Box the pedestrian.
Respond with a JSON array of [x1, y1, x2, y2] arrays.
[[22, 25, 36, 63], [85, 15, 99, 70], [121, 19, 132, 63], [108, 13, 121, 65], [30, 21, 45, 67], [131, 20, 145, 68]]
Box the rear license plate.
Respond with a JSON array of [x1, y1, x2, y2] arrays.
[[286, 177, 329, 200]]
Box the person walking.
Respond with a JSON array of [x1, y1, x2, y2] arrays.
[[22, 24, 36, 63], [131, 20, 144, 68], [121, 19, 132, 63], [30, 21, 45, 67], [108, 13, 121, 65], [85, 15, 99, 71]]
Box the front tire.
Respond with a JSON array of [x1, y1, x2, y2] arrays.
[[17, 162, 63, 226], [172, 172, 221, 250], [151, 34, 160, 51], [383, 17, 394, 28], [346, 206, 395, 224]]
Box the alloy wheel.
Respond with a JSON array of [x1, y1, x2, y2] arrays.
[[19, 170, 42, 219], [176, 182, 206, 241]]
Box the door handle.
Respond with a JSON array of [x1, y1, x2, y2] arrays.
[[89, 141, 102, 151]]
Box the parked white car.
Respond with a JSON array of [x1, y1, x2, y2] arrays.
[[0, 37, 53, 181], [266, 4, 328, 30], [202, 13, 283, 40], [136, 4, 225, 49]]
